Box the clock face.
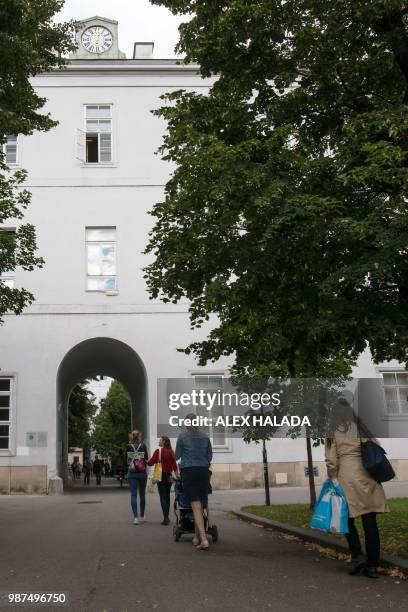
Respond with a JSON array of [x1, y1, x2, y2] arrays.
[[81, 26, 113, 54]]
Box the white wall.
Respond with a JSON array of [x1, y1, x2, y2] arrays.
[[1, 62, 407, 479]]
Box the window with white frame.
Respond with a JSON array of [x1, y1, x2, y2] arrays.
[[0, 229, 16, 288], [0, 378, 12, 450], [86, 227, 117, 291], [382, 372, 408, 415], [193, 374, 228, 448], [3, 135, 18, 164], [84, 105, 112, 164]]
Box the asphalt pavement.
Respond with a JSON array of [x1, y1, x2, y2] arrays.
[[0, 480, 406, 612]]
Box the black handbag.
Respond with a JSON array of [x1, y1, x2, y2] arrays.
[[360, 439, 395, 483]]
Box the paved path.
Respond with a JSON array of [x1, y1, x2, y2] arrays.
[[0, 481, 406, 612]]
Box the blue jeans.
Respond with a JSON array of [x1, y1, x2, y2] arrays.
[[128, 474, 147, 518]]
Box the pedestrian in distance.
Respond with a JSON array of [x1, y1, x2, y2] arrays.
[[72, 460, 81, 480], [325, 398, 389, 579], [83, 458, 92, 485], [147, 436, 179, 525], [175, 416, 212, 550], [93, 456, 103, 485], [127, 430, 149, 525], [115, 450, 127, 480]]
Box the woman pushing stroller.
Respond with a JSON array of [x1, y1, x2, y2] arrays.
[[175, 416, 213, 550]]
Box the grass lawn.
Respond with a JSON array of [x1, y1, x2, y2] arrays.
[[242, 498, 408, 559]]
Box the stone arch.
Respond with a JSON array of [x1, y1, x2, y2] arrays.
[[56, 337, 148, 481]]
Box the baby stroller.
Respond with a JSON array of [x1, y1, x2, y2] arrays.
[[173, 479, 218, 543]]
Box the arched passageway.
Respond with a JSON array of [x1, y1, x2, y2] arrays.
[[56, 338, 148, 482]]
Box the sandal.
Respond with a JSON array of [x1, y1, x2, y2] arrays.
[[196, 540, 209, 551], [192, 537, 200, 547]]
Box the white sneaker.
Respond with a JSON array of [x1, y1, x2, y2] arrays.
[[139, 516, 145, 523], [133, 517, 139, 525]]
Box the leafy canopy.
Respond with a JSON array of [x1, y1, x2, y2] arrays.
[[146, 0, 408, 377], [68, 381, 98, 450], [91, 380, 132, 458], [0, 0, 75, 323]]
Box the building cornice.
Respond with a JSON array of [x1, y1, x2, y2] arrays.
[[41, 59, 203, 76], [77, 15, 119, 25]]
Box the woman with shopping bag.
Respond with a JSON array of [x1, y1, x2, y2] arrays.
[[147, 436, 178, 525], [325, 398, 389, 579]]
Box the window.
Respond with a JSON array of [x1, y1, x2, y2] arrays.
[[193, 374, 227, 448], [0, 229, 15, 288], [3, 135, 18, 164], [382, 372, 408, 415], [85, 105, 112, 163], [86, 227, 117, 291], [0, 378, 12, 450]]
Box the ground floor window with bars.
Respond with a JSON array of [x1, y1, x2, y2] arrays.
[[382, 372, 408, 415], [0, 378, 12, 450], [193, 374, 228, 449]]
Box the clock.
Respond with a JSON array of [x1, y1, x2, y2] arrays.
[[81, 26, 113, 54]]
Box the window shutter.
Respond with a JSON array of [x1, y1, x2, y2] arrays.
[[76, 128, 86, 162]]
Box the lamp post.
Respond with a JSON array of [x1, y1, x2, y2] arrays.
[[262, 438, 271, 506]]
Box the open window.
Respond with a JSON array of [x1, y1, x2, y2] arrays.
[[84, 105, 112, 164]]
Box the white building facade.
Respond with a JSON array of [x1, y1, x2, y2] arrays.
[[0, 17, 407, 494]]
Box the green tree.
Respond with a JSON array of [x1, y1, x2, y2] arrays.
[[146, 0, 408, 375], [146, 1, 408, 505], [68, 381, 97, 450], [0, 1, 75, 323], [91, 381, 132, 458]]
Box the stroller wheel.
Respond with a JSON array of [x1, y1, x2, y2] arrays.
[[173, 526, 182, 542], [208, 525, 218, 543]]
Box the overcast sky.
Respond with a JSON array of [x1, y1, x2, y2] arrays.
[[55, 0, 187, 58]]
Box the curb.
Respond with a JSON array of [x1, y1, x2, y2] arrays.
[[232, 510, 408, 573]]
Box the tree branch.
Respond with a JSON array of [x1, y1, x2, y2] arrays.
[[372, 8, 408, 102]]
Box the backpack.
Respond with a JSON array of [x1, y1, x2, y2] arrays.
[[128, 443, 146, 473], [360, 440, 395, 483]]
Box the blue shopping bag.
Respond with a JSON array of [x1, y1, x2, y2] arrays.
[[310, 479, 349, 534], [330, 480, 349, 534], [310, 479, 333, 532]]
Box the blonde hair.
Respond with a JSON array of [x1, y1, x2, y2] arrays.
[[129, 430, 142, 443]]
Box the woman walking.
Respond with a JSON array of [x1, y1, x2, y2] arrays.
[[325, 398, 389, 578], [175, 417, 212, 550], [127, 430, 149, 525], [147, 436, 178, 525]]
